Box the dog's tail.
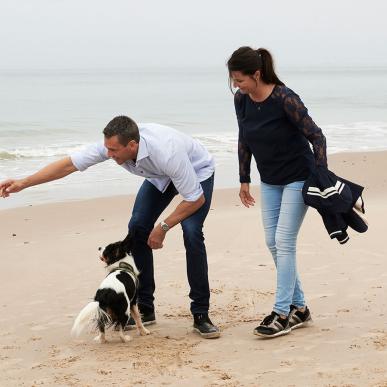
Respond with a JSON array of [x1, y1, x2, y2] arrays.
[[71, 301, 111, 337]]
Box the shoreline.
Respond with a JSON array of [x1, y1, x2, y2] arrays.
[[1, 149, 386, 211]]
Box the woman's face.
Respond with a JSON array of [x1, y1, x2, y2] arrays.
[[230, 71, 259, 94]]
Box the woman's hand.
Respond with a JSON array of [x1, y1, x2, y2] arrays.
[[239, 183, 255, 208]]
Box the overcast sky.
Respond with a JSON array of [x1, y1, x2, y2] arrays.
[[1, 0, 386, 70]]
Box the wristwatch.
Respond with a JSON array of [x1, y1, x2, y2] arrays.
[[160, 221, 170, 232]]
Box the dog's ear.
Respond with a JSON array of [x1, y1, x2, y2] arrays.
[[121, 231, 134, 253], [122, 231, 132, 245], [127, 228, 136, 239]]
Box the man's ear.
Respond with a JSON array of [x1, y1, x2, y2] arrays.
[[127, 140, 137, 150]]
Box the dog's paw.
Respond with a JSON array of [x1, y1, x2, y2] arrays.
[[94, 335, 107, 344], [139, 328, 151, 336], [120, 334, 132, 343]]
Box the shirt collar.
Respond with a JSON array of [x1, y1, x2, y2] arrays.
[[136, 135, 149, 163]]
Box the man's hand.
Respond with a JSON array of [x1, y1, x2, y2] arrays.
[[0, 179, 25, 198], [147, 225, 166, 249], [239, 183, 255, 208]]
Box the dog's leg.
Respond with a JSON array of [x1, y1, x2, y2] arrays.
[[94, 322, 107, 343], [116, 314, 132, 343], [118, 325, 132, 343], [131, 304, 150, 336], [94, 332, 107, 343]]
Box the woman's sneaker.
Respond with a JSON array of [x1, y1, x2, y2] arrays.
[[288, 305, 312, 330], [253, 311, 291, 338]]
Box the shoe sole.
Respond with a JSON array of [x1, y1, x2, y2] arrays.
[[289, 318, 313, 331], [124, 320, 156, 331], [193, 327, 221, 339], [253, 327, 291, 338]]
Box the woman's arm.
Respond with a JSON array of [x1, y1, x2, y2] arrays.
[[235, 91, 253, 182], [283, 91, 328, 167]]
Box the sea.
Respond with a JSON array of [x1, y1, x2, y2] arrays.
[[1, 66, 387, 209]]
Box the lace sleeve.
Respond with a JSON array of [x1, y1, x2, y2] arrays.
[[283, 92, 328, 167], [238, 134, 252, 183], [234, 92, 252, 183]]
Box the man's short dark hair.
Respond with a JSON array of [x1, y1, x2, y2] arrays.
[[103, 116, 140, 145]]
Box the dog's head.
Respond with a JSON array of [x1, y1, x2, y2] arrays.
[[98, 232, 135, 265]]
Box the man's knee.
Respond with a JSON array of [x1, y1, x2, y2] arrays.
[[129, 213, 153, 239], [181, 222, 204, 245]]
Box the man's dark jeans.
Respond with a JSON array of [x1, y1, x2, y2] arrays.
[[128, 174, 214, 315]]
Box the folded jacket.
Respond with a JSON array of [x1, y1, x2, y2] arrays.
[[302, 167, 367, 244]]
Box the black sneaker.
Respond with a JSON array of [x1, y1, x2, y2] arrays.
[[288, 305, 312, 330], [253, 311, 291, 338], [124, 307, 156, 331], [193, 313, 221, 339]]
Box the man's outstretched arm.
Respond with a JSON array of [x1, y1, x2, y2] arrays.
[[0, 156, 78, 198]]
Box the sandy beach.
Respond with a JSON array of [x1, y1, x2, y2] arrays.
[[0, 150, 386, 387]]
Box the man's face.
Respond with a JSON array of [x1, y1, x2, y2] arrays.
[[104, 135, 138, 165]]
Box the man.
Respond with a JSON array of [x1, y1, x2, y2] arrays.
[[0, 115, 220, 338]]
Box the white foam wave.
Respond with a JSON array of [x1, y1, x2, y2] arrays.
[[195, 121, 387, 156], [194, 133, 237, 156], [0, 121, 386, 162], [0, 144, 87, 159]]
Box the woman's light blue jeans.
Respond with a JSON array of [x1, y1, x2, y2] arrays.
[[260, 180, 308, 316]]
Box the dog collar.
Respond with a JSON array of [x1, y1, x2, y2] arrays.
[[109, 261, 139, 301]]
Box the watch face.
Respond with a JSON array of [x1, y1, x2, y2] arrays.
[[161, 222, 169, 231]]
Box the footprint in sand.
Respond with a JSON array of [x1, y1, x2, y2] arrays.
[[27, 336, 42, 342], [30, 325, 48, 331], [28, 300, 45, 306]]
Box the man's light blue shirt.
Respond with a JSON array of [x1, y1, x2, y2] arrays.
[[70, 123, 215, 201]]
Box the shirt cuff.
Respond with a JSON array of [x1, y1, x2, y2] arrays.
[[240, 176, 251, 183], [181, 186, 204, 202], [69, 153, 86, 171]]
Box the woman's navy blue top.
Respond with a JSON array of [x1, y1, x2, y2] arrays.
[[235, 85, 327, 185]]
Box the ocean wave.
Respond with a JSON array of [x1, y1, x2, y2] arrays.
[[195, 121, 387, 155], [1, 121, 386, 162], [0, 122, 84, 135], [194, 133, 237, 155], [0, 151, 18, 160], [0, 144, 87, 160]]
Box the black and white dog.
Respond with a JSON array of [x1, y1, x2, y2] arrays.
[[71, 233, 150, 343]]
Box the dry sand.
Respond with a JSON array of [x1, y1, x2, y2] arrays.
[[0, 151, 386, 387]]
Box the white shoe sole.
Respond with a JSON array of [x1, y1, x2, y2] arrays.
[[289, 318, 313, 330], [253, 327, 291, 338], [193, 327, 221, 339]]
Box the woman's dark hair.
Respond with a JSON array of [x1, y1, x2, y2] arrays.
[[227, 46, 284, 90], [103, 115, 140, 145]]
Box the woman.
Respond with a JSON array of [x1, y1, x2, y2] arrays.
[[227, 46, 327, 338]]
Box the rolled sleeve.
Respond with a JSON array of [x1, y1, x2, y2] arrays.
[[70, 142, 108, 171], [164, 151, 203, 202]]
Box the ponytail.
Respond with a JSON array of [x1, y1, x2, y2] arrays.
[[256, 48, 283, 85], [227, 46, 284, 87]]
